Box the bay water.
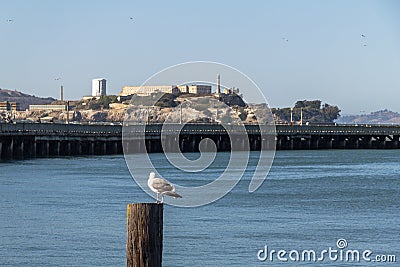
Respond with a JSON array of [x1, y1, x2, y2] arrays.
[[0, 150, 399, 266]]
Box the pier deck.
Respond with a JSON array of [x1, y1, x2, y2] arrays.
[[1, 123, 399, 160]]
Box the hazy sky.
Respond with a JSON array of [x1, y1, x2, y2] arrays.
[[1, 0, 399, 114]]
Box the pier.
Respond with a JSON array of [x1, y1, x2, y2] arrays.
[[0, 123, 122, 160], [1, 123, 400, 160]]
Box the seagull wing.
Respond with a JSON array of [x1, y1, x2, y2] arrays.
[[151, 178, 174, 192]]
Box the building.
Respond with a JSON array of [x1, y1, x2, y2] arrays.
[[177, 85, 189, 94], [82, 96, 104, 101], [120, 85, 180, 97], [29, 105, 67, 111], [117, 95, 133, 102], [119, 84, 211, 96], [223, 87, 240, 95], [188, 85, 212, 94], [0, 101, 20, 111], [92, 78, 107, 97]]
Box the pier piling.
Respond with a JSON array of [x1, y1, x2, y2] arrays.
[[126, 203, 163, 267]]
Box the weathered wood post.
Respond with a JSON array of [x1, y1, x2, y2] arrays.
[[126, 203, 163, 267]]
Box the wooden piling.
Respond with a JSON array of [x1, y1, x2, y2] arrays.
[[126, 203, 163, 267]]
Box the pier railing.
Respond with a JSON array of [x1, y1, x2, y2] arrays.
[[0, 122, 122, 136], [2, 123, 400, 136]]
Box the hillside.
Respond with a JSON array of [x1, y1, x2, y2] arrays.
[[336, 110, 400, 125], [0, 88, 55, 110]]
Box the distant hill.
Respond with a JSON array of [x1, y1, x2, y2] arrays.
[[336, 109, 400, 125], [0, 88, 55, 110]]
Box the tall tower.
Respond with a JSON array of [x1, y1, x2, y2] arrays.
[[60, 85, 64, 101], [92, 78, 107, 97], [216, 74, 220, 94]]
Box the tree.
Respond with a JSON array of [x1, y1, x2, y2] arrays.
[[272, 100, 341, 124], [295, 100, 321, 109], [322, 104, 341, 121], [294, 100, 306, 108], [97, 95, 118, 108]]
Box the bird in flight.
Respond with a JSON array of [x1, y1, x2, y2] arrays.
[[130, 17, 134, 20], [361, 34, 367, 46], [282, 37, 289, 42], [6, 19, 13, 22], [148, 172, 182, 203]]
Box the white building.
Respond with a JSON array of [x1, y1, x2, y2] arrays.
[[119, 84, 211, 96], [120, 85, 179, 96], [188, 85, 211, 94], [92, 78, 107, 97]]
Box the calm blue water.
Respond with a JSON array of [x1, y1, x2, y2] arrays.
[[0, 150, 399, 266]]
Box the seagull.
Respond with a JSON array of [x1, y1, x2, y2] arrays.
[[361, 34, 366, 37], [6, 19, 13, 22], [148, 172, 182, 203], [54, 77, 61, 80], [130, 17, 134, 20]]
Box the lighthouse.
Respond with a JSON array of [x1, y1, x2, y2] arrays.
[[60, 85, 64, 101], [216, 74, 221, 94]]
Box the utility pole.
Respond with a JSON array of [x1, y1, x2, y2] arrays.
[[290, 108, 293, 125], [300, 107, 303, 126], [180, 103, 182, 124], [180, 100, 188, 124], [66, 101, 70, 124], [147, 106, 150, 124]]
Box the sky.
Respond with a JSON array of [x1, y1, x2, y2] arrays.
[[0, 0, 399, 114]]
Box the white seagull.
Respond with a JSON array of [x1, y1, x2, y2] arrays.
[[148, 172, 182, 203]]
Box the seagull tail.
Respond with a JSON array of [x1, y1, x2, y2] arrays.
[[165, 191, 182, 198]]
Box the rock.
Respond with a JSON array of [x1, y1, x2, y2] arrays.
[[90, 111, 108, 122], [73, 110, 82, 121]]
